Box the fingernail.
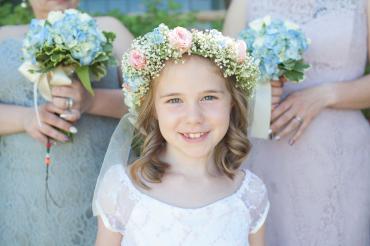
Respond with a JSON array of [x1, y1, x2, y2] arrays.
[[274, 135, 281, 141], [289, 139, 294, 145], [69, 126, 78, 134], [60, 114, 68, 119], [268, 128, 272, 134]]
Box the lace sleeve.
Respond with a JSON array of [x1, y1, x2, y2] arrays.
[[94, 164, 138, 234], [241, 170, 270, 234]]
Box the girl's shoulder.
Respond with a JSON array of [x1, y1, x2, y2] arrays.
[[236, 169, 269, 209], [239, 169, 267, 195]]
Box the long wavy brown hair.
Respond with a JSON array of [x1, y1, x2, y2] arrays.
[[129, 57, 251, 189]]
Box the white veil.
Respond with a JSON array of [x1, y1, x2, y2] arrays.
[[92, 113, 135, 216]]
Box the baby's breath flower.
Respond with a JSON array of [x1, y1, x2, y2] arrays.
[[121, 24, 259, 118]]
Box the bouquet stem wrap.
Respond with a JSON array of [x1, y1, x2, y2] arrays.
[[250, 79, 271, 139], [18, 61, 73, 126]]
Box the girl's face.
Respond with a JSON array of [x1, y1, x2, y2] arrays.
[[29, 0, 79, 19], [154, 56, 232, 160]]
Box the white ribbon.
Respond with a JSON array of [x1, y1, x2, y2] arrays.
[[250, 79, 272, 139], [18, 61, 74, 126]]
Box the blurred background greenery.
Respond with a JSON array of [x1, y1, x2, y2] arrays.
[[0, 0, 369, 120], [0, 0, 226, 33]]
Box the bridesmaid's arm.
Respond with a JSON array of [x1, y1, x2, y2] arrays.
[[0, 103, 75, 144], [86, 89, 127, 118], [326, 0, 370, 109], [223, 0, 248, 37], [95, 217, 122, 246], [249, 224, 266, 246], [0, 104, 30, 135]]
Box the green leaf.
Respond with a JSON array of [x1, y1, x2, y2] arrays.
[[76, 66, 94, 96], [284, 70, 304, 83]]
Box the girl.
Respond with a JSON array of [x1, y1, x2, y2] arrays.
[[93, 25, 269, 246]]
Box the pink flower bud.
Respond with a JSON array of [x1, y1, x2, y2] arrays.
[[129, 50, 146, 70], [168, 27, 193, 54], [236, 40, 247, 63]]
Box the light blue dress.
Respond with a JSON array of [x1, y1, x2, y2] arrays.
[[0, 38, 119, 245]]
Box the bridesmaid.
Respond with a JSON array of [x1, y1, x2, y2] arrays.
[[0, 0, 133, 245], [224, 0, 370, 245]]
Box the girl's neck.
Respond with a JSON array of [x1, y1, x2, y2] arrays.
[[161, 146, 221, 178]]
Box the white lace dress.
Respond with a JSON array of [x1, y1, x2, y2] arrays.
[[95, 165, 269, 246], [244, 0, 370, 245]]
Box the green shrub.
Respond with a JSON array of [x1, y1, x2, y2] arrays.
[[95, 0, 197, 37], [0, 3, 33, 26]]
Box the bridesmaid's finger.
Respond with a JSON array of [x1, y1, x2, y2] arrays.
[[289, 119, 309, 145], [271, 86, 283, 96], [39, 123, 70, 143], [42, 112, 76, 135], [60, 109, 81, 123], [271, 100, 292, 122], [45, 103, 64, 115], [51, 86, 75, 99], [52, 96, 69, 110], [274, 117, 301, 140], [272, 97, 281, 104], [270, 109, 294, 133], [271, 80, 283, 87]]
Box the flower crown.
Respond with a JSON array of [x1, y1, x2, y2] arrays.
[[121, 24, 259, 117]]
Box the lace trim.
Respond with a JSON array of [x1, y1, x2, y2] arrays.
[[119, 169, 250, 211]]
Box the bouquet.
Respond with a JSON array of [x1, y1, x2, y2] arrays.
[[239, 15, 310, 82], [238, 16, 310, 138], [18, 9, 116, 209]]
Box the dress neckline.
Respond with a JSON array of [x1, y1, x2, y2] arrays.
[[119, 164, 250, 211]]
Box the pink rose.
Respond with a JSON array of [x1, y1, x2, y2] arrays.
[[168, 27, 193, 54], [129, 50, 146, 70], [236, 40, 247, 63]]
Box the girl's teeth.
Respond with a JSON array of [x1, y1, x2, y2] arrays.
[[186, 132, 205, 139]]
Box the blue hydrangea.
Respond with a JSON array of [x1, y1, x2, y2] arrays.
[[22, 9, 107, 66], [239, 16, 310, 81]]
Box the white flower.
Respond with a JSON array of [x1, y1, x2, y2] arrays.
[[249, 15, 271, 31], [47, 11, 64, 24], [80, 13, 92, 22]]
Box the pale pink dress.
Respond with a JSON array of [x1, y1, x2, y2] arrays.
[[244, 0, 370, 245]]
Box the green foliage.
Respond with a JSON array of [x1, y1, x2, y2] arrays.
[[0, 3, 33, 26], [279, 59, 310, 82], [95, 0, 197, 37]]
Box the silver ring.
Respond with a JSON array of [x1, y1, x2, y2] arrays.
[[66, 97, 74, 110], [294, 116, 303, 124]]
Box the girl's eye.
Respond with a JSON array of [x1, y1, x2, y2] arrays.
[[167, 98, 181, 104], [202, 95, 217, 101]]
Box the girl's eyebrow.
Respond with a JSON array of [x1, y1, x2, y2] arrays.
[[160, 90, 225, 98]]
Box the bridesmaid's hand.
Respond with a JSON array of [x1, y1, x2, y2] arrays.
[[271, 76, 287, 109], [270, 84, 332, 145], [51, 79, 94, 115], [23, 103, 78, 145]]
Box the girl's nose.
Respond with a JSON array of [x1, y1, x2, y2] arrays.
[[184, 102, 204, 124]]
